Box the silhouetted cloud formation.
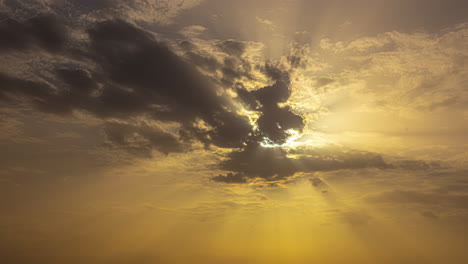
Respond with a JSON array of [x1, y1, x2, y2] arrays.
[[237, 66, 304, 144], [0, 15, 67, 53], [0, 12, 431, 183], [103, 121, 186, 157], [213, 142, 390, 182], [212, 173, 248, 184], [310, 177, 326, 188], [218, 40, 246, 58], [218, 143, 296, 181], [0, 14, 306, 155], [0, 17, 254, 151]]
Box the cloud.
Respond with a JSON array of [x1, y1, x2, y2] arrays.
[[179, 25, 207, 37], [103, 121, 186, 158], [214, 142, 444, 183], [256, 17, 274, 26], [0, 12, 311, 162], [216, 143, 390, 181], [217, 40, 247, 58], [365, 190, 468, 210], [1, 9, 457, 183], [0, 14, 68, 53], [0, 72, 56, 109], [237, 65, 305, 144], [316, 24, 468, 113], [178, 38, 268, 89], [310, 177, 328, 188], [212, 173, 247, 184], [1, 0, 203, 24], [339, 211, 372, 226], [391, 159, 444, 170], [0, 17, 256, 153], [420, 211, 439, 219], [0, 14, 311, 165], [219, 143, 296, 180]]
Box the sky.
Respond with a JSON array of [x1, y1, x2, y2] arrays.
[[0, 0, 467, 263]]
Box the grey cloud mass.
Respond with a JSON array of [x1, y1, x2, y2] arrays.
[[0, 17, 255, 152], [0, 1, 463, 184]]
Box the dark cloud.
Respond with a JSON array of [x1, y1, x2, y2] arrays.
[[0, 72, 73, 116], [420, 211, 439, 219], [55, 68, 99, 93], [103, 122, 186, 157], [286, 55, 303, 69], [87, 20, 254, 148], [180, 40, 257, 87], [0, 72, 52, 101], [0, 14, 68, 53], [219, 57, 256, 86], [87, 20, 218, 112], [366, 190, 468, 209], [219, 142, 296, 180], [2, 0, 191, 24], [392, 159, 444, 170], [212, 173, 247, 184], [216, 142, 390, 181], [1, 18, 255, 153], [185, 51, 222, 73], [310, 177, 327, 188], [218, 40, 246, 57], [237, 66, 304, 144], [68, 0, 114, 13], [0, 14, 309, 159], [0, 13, 416, 182]]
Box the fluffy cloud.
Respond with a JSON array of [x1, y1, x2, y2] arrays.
[[1, 3, 463, 184], [0, 14, 67, 52], [0, 0, 203, 24], [213, 143, 390, 182], [315, 24, 468, 113], [0, 13, 305, 164], [0, 17, 256, 153]]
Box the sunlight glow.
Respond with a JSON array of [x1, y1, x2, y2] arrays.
[[260, 129, 331, 148]]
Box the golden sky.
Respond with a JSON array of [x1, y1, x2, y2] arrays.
[[1, 0, 468, 263]]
